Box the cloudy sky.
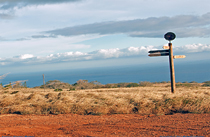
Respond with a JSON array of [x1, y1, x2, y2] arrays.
[[0, 0, 210, 73]]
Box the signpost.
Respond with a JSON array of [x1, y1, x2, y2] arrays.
[[148, 32, 186, 93], [43, 74, 45, 92], [168, 42, 175, 93]]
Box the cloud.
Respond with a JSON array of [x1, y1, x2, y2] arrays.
[[174, 44, 210, 53], [0, 0, 81, 9], [0, 35, 97, 58], [45, 13, 210, 38], [0, 46, 154, 66], [0, 13, 14, 19], [0, 44, 209, 66], [31, 34, 57, 39], [19, 54, 34, 59], [90, 46, 153, 59]]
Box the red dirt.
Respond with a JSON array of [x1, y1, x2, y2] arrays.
[[0, 113, 209, 137]]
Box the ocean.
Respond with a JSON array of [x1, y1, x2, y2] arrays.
[[1, 61, 210, 87]]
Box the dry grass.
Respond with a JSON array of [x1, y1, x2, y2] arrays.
[[0, 83, 210, 115]]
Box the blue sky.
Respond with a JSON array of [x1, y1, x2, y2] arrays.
[[0, 0, 210, 73]]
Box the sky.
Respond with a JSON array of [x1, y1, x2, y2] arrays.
[[0, 0, 210, 73]]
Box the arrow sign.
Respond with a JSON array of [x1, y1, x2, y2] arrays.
[[173, 55, 186, 59], [148, 49, 169, 53], [148, 52, 169, 57], [163, 46, 169, 49]]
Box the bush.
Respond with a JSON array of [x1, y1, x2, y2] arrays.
[[103, 84, 116, 88], [4, 84, 12, 88], [117, 83, 127, 87], [54, 89, 63, 91], [190, 81, 198, 83], [69, 87, 76, 91], [139, 81, 152, 87], [203, 81, 210, 87], [39, 80, 71, 89], [126, 83, 139, 87], [73, 80, 104, 90]]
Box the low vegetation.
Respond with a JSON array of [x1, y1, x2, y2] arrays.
[[203, 81, 210, 87], [36, 80, 155, 90], [0, 80, 209, 115]]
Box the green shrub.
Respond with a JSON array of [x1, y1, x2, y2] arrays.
[[54, 89, 63, 91], [4, 84, 12, 88], [203, 81, 210, 87], [103, 84, 112, 88], [69, 87, 76, 91], [117, 83, 127, 87], [126, 83, 139, 87]]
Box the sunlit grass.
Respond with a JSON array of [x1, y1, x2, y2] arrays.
[[0, 83, 210, 115]]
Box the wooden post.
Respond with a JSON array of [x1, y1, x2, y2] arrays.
[[43, 74, 45, 92], [168, 43, 176, 93]]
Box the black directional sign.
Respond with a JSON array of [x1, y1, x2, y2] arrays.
[[164, 32, 176, 41], [148, 49, 169, 53]]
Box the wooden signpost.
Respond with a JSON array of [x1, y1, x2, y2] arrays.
[[148, 32, 186, 93], [43, 74, 45, 92]]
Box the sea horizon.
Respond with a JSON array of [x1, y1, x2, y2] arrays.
[[1, 60, 210, 88]]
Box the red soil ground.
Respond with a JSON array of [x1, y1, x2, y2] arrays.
[[0, 113, 209, 137]]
